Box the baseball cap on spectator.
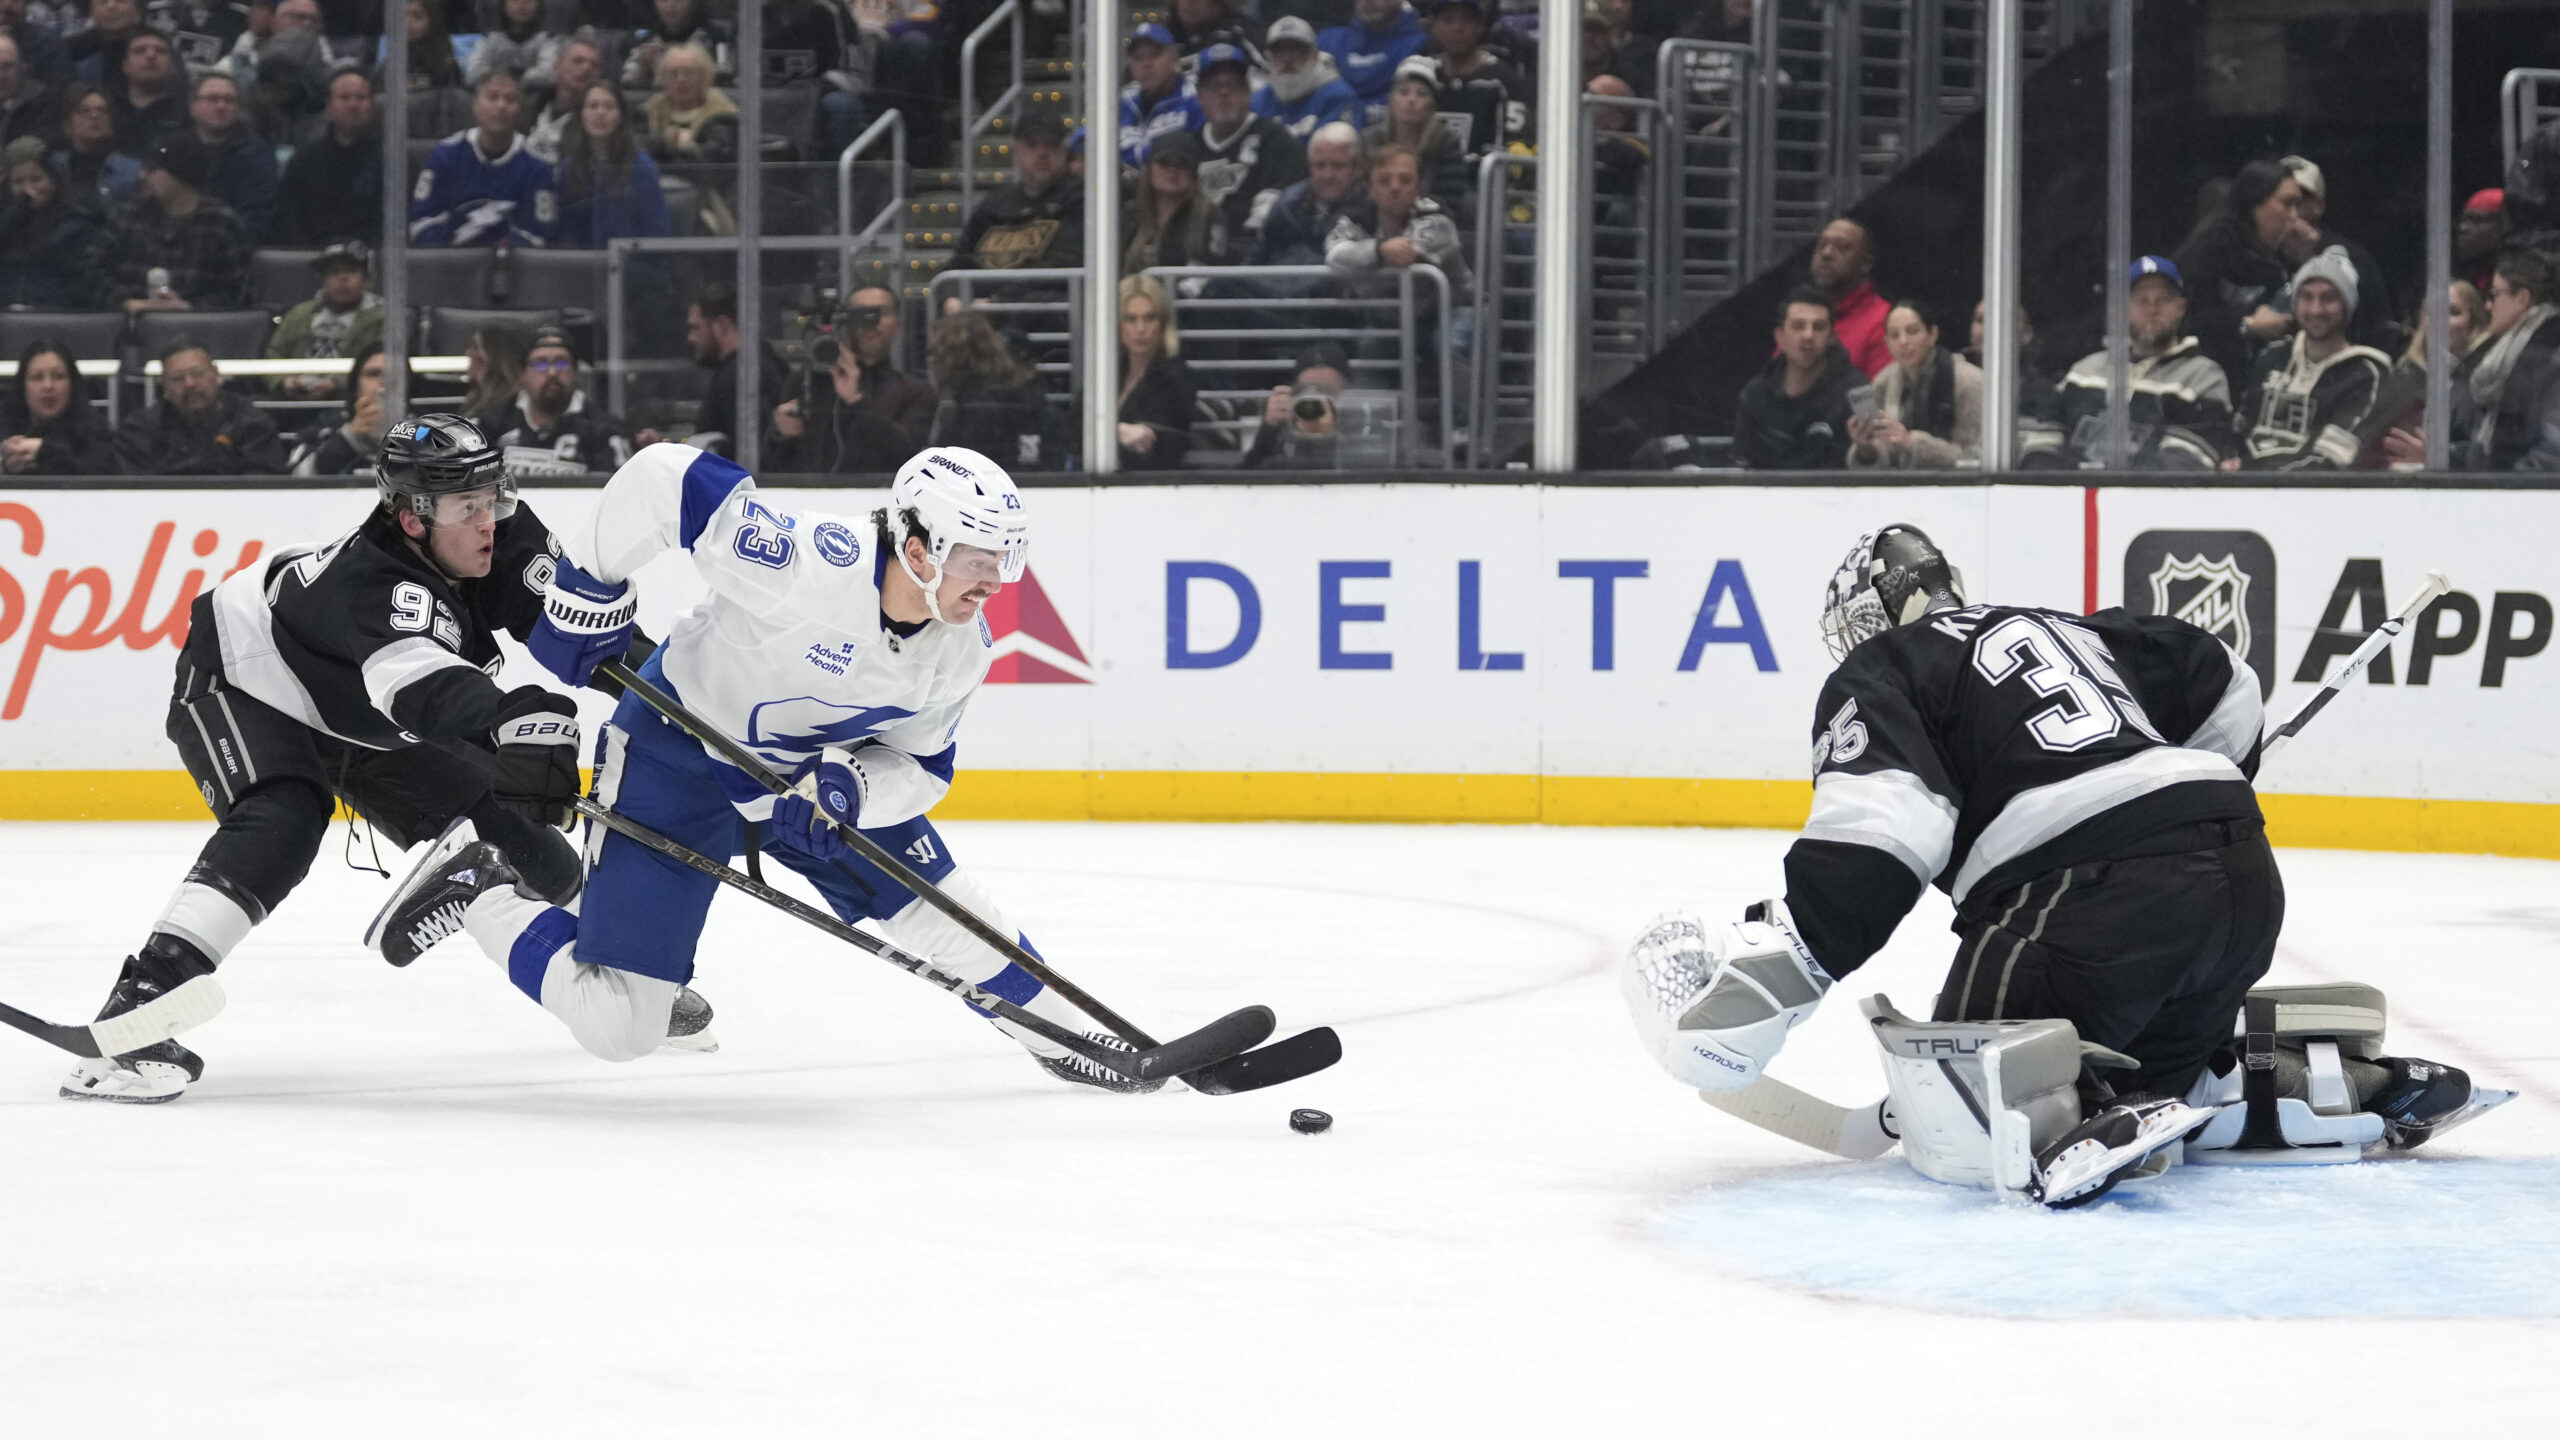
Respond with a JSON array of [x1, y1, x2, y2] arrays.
[[2279, 154, 2324, 198], [311, 239, 371, 273], [1267, 15, 1319, 49], [527, 325, 578, 359], [1066, 124, 1087, 155], [146, 132, 214, 192], [1426, 0, 1490, 16], [1127, 22, 1175, 50], [4, 135, 47, 170], [1147, 129, 1205, 169], [1196, 42, 1253, 79], [2129, 255, 2183, 290], [1016, 109, 1068, 143], [1393, 55, 1439, 88], [2465, 188, 2504, 214]]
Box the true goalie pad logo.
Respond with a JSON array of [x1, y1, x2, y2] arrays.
[[2124, 530, 2277, 697]]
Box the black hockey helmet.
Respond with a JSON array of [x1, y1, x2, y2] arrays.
[[1820, 524, 1966, 660], [377, 413, 512, 522]]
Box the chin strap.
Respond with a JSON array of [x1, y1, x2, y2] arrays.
[[898, 549, 958, 626]]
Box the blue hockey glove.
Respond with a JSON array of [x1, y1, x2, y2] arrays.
[[763, 748, 859, 867], [527, 554, 637, 687]]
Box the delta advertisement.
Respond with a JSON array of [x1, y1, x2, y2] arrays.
[[0, 484, 2551, 853]]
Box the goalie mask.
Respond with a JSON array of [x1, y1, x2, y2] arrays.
[[1819, 524, 1966, 660], [887, 446, 1030, 625]]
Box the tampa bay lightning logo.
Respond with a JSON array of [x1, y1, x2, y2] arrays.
[[811, 521, 862, 568], [744, 696, 916, 758]]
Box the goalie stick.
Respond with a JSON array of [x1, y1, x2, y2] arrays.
[[596, 658, 1343, 1095], [0, 976, 226, 1061], [573, 799, 1275, 1085], [1702, 570, 2453, 1158]]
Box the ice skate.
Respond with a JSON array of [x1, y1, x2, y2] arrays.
[[1024, 1028, 1167, 1095], [59, 940, 214, 1104], [367, 819, 521, 967], [659, 986, 720, 1054], [2369, 1057, 2516, 1149]]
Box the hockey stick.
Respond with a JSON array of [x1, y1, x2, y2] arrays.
[[2260, 569, 2452, 757], [596, 658, 1342, 1095], [0, 976, 227, 1061], [1702, 570, 2455, 1158], [572, 798, 1273, 1085]]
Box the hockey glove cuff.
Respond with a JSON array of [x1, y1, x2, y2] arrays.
[[1621, 898, 1834, 1092], [490, 687, 582, 830], [528, 554, 638, 688]]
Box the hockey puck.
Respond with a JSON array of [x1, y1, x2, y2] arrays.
[[1289, 1108, 1333, 1135]]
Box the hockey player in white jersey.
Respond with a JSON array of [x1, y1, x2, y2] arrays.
[[370, 443, 1155, 1089]]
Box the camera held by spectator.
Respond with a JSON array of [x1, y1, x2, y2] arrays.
[[1245, 342, 1355, 469]]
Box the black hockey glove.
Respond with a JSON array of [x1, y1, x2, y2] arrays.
[[489, 687, 582, 830]]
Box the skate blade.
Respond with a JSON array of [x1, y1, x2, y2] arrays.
[[362, 817, 481, 951], [2421, 1085, 2518, 1144], [657, 1030, 720, 1055], [59, 1060, 189, 1104]]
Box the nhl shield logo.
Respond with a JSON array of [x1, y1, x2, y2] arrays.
[[2123, 530, 2278, 697]]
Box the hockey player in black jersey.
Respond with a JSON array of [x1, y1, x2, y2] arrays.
[[60, 416, 596, 1103], [1624, 525, 2509, 1203]]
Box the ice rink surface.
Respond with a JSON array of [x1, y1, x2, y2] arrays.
[[1, 819, 2552, 1436]]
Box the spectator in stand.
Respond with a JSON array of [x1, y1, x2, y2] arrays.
[[2370, 279, 2489, 469], [111, 29, 185, 155], [287, 341, 394, 475], [101, 132, 252, 310], [2510, 111, 2560, 257], [639, 41, 738, 166], [478, 324, 634, 474], [849, 0, 947, 167], [402, 0, 464, 92], [68, 0, 143, 89], [2, 0, 69, 91], [114, 338, 288, 474], [2232, 246, 2387, 471], [2171, 158, 2304, 384], [186, 70, 276, 237], [1321, 0, 1424, 129], [152, 0, 250, 65], [53, 83, 139, 207], [2022, 256, 2231, 471], [458, 318, 532, 420], [2458, 189, 2504, 293], [1581, 0, 1641, 90], [766, 287, 936, 473], [622, 0, 731, 86], [1845, 300, 1979, 469], [521, 31, 603, 162], [1361, 55, 1467, 204], [1118, 22, 1198, 171], [1194, 42, 1305, 240], [1325, 140, 1469, 291], [241, 0, 334, 144], [556, 80, 669, 246], [2441, 249, 2560, 471], [411, 69, 558, 245], [1587, 71, 1646, 204], [2279, 155, 2394, 353], [1255, 16, 1354, 145], [0, 32, 51, 147], [1735, 287, 1858, 470], [267, 239, 384, 400], [1169, 0, 1259, 54], [270, 67, 378, 243], [1420, 0, 1527, 154], [1115, 272, 1196, 471], [0, 137, 98, 305], [761, 0, 858, 158], [2, 338, 116, 474], [946, 106, 1080, 279], [467, 0, 564, 90], [681, 281, 780, 460], [924, 311, 1066, 470], [1256, 120, 1368, 266], [1122, 128, 1232, 275], [1807, 216, 1888, 377], [1242, 340, 1352, 469]]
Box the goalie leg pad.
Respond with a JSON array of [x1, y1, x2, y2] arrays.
[[1862, 996, 2084, 1194]]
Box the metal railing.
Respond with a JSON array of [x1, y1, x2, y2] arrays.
[[1476, 150, 1538, 470], [2505, 68, 2560, 178], [960, 0, 1028, 222], [1656, 39, 1756, 324], [928, 265, 1088, 417], [1581, 92, 1666, 394], [604, 234, 874, 419], [834, 108, 908, 297]]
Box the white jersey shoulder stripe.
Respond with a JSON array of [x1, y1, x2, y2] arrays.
[[1802, 768, 1961, 885], [209, 562, 377, 748], [1952, 745, 2245, 905], [360, 636, 481, 724], [2183, 656, 2263, 768]]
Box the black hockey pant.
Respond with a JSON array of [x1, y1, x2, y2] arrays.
[[167, 657, 581, 925], [1935, 817, 2283, 1101]]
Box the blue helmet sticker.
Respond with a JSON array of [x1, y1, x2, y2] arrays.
[[811, 521, 862, 567]]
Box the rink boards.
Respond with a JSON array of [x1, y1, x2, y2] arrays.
[[0, 481, 2552, 857]]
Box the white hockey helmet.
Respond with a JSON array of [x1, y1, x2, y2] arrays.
[[888, 446, 1030, 586]]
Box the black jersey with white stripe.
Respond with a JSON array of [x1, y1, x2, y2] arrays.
[[1780, 605, 2264, 979], [186, 506, 558, 750]]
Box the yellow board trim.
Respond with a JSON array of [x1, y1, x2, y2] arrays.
[[3, 770, 2553, 861]]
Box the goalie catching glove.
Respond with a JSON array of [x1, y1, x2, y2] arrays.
[[1622, 898, 1832, 1091], [489, 687, 581, 829]]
